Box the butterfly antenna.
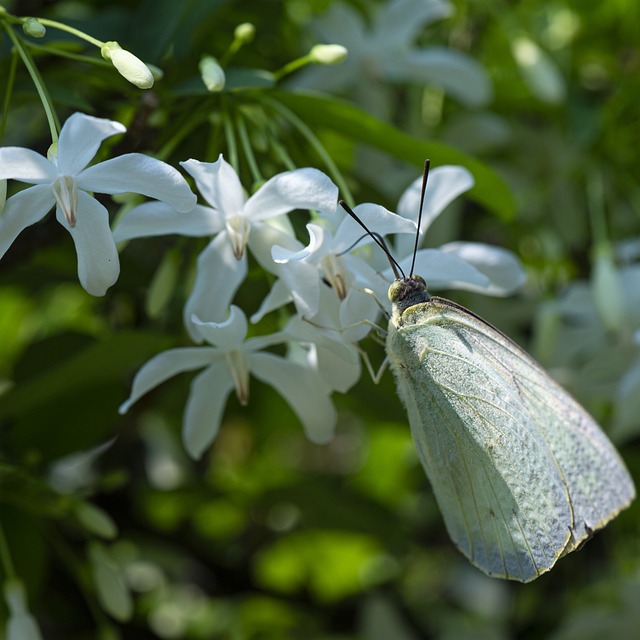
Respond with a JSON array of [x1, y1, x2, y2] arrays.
[[409, 159, 430, 278], [339, 200, 405, 279]]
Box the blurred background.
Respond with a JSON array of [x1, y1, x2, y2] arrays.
[[1, 0, 639, 637]]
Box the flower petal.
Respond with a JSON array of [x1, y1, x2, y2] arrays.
[[181, 156, 245, 214], [440, 241, 527, 295], [0, 147, 57, 183], [372, 0, 453, 49], [250, 352, 337, 443], [401, 248, 490, 290], [113, 202, 222, 242], [395, 165, 474, 257], [387, 48, 492, 107], [183, 361, 235, 459], [54, 191, 119, 296], [250, 279, 292, 323], [78, 155, 197, 211], [57, 113, 126, 175], [183, 233, 248, 341], [247, 219, 302, 274], [272, 223, 325, 264], [332, 202, 416, 254], [119, 346, 218, 413], [0, 185, 55, 258], [276, 255, 322, 318], [244, 168, 338, 221], [192, 306, 248, 348]]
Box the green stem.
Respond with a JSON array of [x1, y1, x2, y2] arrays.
[[26, 41, 112, 68], [260, 95, 354, 206], [2, 22, 59, 142], [272, 54, 313, 82], [236, 112, 263, 184], [221, 103, 239, 172], [0, 519, 16, 579], [0, 46, 19, 139], [34, 17, 104, 48]]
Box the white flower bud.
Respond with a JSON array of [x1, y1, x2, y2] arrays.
[[23, 18, 46, 38], [101, 41, 154, 89], [3, 579, 44, 640], [309, 44, 348, 65], [199, 56, 226, 92], [234, 22, 255, 43]]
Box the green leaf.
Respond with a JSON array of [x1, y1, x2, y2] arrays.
[[269, 90, 515, 220]]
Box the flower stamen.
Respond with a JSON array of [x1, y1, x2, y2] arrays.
[[53, 176, 79, 227], [225, 349, 250, 405]]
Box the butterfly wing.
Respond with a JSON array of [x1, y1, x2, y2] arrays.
[[387, 296, 635, 582]]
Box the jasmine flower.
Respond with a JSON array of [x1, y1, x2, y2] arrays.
[[119, 306, 337, 458], [113, 155, 339, 340], [0, 112, 196, 295]]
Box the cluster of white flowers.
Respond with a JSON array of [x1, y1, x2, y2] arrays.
[[0, 112, 525, 459]]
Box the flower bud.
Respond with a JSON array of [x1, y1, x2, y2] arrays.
[[101, 41, 154, 89], [234, 22, 255, 43], [199, 56, 226, 92], [309, 44, 348, 65], [23, 18, 46, 38], [3, 579, 44, 640]]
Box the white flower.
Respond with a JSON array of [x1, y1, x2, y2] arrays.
[[119, 306, 337, 458], [391, 165, 526, 296], [257, 204, 415, 324], [290, 0, 491, 115], [0, 113, 196, 295], [3, 579, 43, 640], [113, 155, 339, 340]]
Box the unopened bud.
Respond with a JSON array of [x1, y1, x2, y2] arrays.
[[101, 41, 154, 89], [199, 56, 226, 92], [309, 44, 348, 65], [23, 17, 46, 38], [234, 22, 255, 43]]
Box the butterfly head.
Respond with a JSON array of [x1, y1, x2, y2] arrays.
[[389, 275, 431, 318]]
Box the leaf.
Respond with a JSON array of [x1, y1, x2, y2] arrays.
[[268, 90, 515, 220]]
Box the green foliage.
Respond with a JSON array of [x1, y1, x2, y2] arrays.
[[1, 0, 639, 638]]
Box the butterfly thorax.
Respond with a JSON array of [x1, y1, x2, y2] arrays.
[[389, 276, 431, 325]]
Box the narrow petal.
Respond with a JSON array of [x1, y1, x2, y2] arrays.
[[244, 168, 338, 221], [250, 352, 337, 443], [332, 202, 416, 254], [387, 48, 492, 107], [247, 220, 303, 274], [57, 113, 126, 175], [272, 223, 325, 263], [191, 306, 248, 348], [395, 165, 474, 257], [400, 248, 490, 290], [181, 156, 245, 214], [313, 2, 366, 48], [0, 148, 57, 183], [55, 191, 120, 296], [276, 257, 321, 318], [119, 346, 219, 413], [113, 202, 222, 242], [78, 155, 197, 211], [183, 361, 235, 459], [372, 0, 453, 49], [440, 241, 527, 295], [183, 233, 248, 341], [0, 185, 55, 258], [250, 279, 292, 323]]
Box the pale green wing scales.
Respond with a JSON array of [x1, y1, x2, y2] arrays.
[[387, 294, 635, 582]]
